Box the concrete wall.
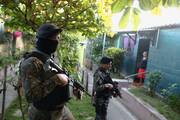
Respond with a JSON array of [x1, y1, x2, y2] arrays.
[[146, 28, 180, 93]]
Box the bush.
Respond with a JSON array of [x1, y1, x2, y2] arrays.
[[57, 32, 81, 73], [147, 71, 161, 96], [105, 47, 125, 73], [88, 36, 103, 64], [167, 94, 180, 113], [0, 32, 12, 44], [161, 83, 180, 113]]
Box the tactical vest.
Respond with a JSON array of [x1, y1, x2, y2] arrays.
[[95, 69, 113, 99], [21, 51, 71, 110]]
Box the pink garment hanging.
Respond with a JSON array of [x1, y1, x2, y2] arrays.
[[14, 31, 22, 38]]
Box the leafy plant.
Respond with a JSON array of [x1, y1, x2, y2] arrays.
[[147, 71, 161, 96], [57, 31, 83, 74], [90, 36, 103, 63], [22, 32, 35, 51], [167, 94, 180, 113], [130, 87, 180, 120], [111, 0, 180, 29], [161, 83, 180, 113], [0, 56, 19, 69], [161, 83, 178, 99], [105, 47, 125, 73], [0, 0, 112, 37]]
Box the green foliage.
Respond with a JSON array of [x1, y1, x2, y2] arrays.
[[132, 8, 140, 30], [111, 0, 180, 12], [162, 0, 180, 7], [91, 37, 103, 63], [0, 56, 17, 69], [105, 47, 125, 73], [111, 0, 132, 13], [67, 96, 95, 120], [22, 32, 35, 51], [111, 0, 180, 30], [87, 35, 119, 64], [5, 96, 29, 120], [57, 31, 82, 73], [130, 87, 180, 120], [118, 7, 140, 30], [147, 71, 162, 96], [0, 31, 12, 43], [119, 7, 131, 29], [0, 0, 111, 37], [139, 0, 161, 10], [161, 83, 178, 98], [161, 83, 180, 113], [167, 94, 180, 113]]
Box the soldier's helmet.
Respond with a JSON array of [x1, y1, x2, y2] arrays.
[[36, 23, 62, 39]]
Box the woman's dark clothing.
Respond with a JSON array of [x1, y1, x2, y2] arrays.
[[139, 58, 147, 69]]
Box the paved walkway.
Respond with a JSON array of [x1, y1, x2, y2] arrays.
[[108, 97, 138, 120], [0, 84, 17, 112], [0, 65, 18, 113]]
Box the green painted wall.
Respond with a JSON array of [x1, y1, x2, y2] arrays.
[[146, 28, 180, 93]]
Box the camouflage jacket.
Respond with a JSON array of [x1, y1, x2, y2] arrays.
[[19, 50, 61, 103], [93, 67, 113, 99]]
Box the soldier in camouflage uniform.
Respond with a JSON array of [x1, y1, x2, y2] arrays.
[[19, 23, 75, 120], [93, 56, 114, 120]]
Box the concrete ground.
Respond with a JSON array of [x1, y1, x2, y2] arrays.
[[107, 97, 138, 120], [0, 84, 17, 112], [0, 66, 18, 114]]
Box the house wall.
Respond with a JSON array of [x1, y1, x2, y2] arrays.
[[146, 28, 180, 93], [114, 33, 138, 76], [113, 34, 122, 48]]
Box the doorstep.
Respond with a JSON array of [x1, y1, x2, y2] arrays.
[[119, 88, 167, 120]]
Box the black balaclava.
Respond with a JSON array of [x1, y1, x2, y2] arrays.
[[36, 38, 58, 55], [35, 23, 62, 55]]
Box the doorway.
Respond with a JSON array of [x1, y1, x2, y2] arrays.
[[134, 38, 150, 82]]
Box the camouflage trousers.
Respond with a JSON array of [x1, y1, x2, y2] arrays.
[[28, 104, 75, 120], [95, 98, 109, 120]]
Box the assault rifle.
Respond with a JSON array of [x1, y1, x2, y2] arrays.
[[47, 59, 91, 97], [99, 74, 122, 99], [112, 81, 122, 98]]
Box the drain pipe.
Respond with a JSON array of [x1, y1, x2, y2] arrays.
[[155, 28, 160, 48]]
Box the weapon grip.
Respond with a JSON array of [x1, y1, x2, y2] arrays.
[[48, 59, 91, 96], [48, 59, 68, 75]]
